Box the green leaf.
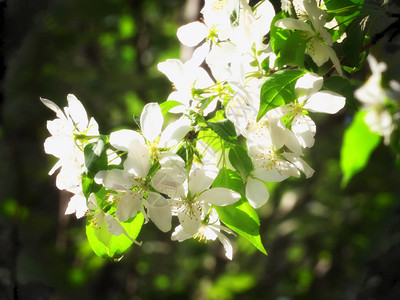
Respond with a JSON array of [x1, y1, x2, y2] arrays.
[[213, 168, 267, 255], [229, 146, 253, 180], [275, 31, 308, 69], [206, 119, 237, 144], [261, 57, 270, 72], [270, 11, 290, 54], [340, 110, 381, 187], [159, 100, 182, 115], [258, 69, 308, 121], [86, 212, 144, 260], [82, 174, 101, 198], [343, 18, 366, 67], [322, 76, 359, 110], [84, 135, 108, 176]]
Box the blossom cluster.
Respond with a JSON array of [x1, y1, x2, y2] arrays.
[[354, 55, 399, 144], [41, 0, 361, 260]]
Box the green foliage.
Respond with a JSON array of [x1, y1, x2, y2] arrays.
[[159, 100, 182, 115], [275, 31, 308, 69], [84, 135, 108, 176], [270, 11, 290, 54], [258, 69, 308, 121], [228, 145, 253, 180], [205, 273, 256, 300], [343, 17, 368, 68], [213, 168, 267, 255], [206, 119, 237, 144], [86, 211, 144, 260], [340, 110, 381, 186], [82, 135, 109, 197]]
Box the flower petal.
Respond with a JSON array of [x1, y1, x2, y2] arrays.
[[177, 208, 201, 236], [197, 188, 241, 206], [213, 228, 233, 260], [325, 44, 343, 76], [146, 191, 172, 232], [295, 72, 323, 102], [157, 59, 185, 89], [96, 169, 134, 191], [188, 163, 219, 195], [304, 91, 346, 114], [253, 167, 289, 182], [40, 97, 65, 119], [282, 153, 315, 178], [66, 94, 89, 131], [65, 193, 88, 218], [275, 18, 313, 33], [159, 117, 191, 148], [291, 114, 316, 148], [109, 129, 145, 151], [246, 178, 270, 209], [141, 102, 163, 142], [177, 21, 208, 47], [171, 225, 192, 242], [116, 190, 142, 222], [124, 142, 151, 178]]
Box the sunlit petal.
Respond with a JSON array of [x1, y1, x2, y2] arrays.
[[246, 178, 270, 209], [141, 102, 163, 142]]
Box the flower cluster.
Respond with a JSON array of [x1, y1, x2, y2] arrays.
[[42, 0, 356, 260], [354, 55, 399, 145]]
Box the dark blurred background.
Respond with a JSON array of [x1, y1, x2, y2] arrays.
[[1, 0, 400, 299]]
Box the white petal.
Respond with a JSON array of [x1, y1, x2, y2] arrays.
[[159, 118, 191, 148], [109, 129, 145, 151], [177, 21, 209, 47], [295, 72, 323, 102], [185, 42, 211, 68], [307, 38, 330, 66], [197, 188, 241, 206], [167, 91, 190, 107], [291, 115, 316, 148], [48, 160, 62, 175], [104, 213, 124, 236], [146, 191, 172, 232], [157, 59, 185, 89], [253, 167, 289, 182], [124, 142, 151, 178], [140, 102, 163, 142], [65, 193, 88, 218], [66, 94, 89, 130], [86, 117, 100, 136], [177, 208, 201, 236], [188, 163, 219, 195], [279, 159, 301, 178], [325, 44, 343, 76], [116, 190, 142, 222], [95, 169, 135, 191], [213, 229, 233, 260], [245, 178, 270, 209], [282, 153, 315, 178], [44, 136, 75, 159], [304, 91, 346, 114], [304, 0, 328, 31], [40, 97, 65, 119], [283, 126, 303, 154], [275, 18, 314, 33], [151, 155, 186, 198], [171, 225, 192, 242]]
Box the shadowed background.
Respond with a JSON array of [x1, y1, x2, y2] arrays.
[[1, 0, 400, 299]]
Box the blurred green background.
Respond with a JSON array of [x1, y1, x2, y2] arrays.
[[1, 0, 400, 299]]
